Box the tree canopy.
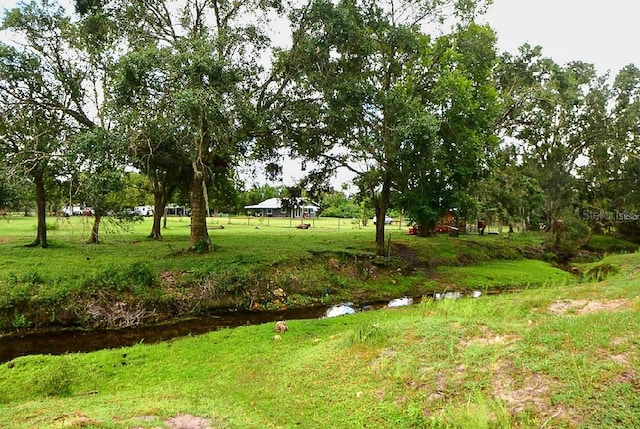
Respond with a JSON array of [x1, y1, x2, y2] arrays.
[[1, 0, 640, 256]]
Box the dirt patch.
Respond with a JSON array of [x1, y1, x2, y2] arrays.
[[460, 334, 520, 347], [490, 361, 579, 425], [611, 353, 631, 366], [617, 370, 640, 389], [391, 242, 419, 267], [492, 362, 551, 413], [548, 299, 631, 315], [165, 414, 213, 429], [458, 326, 520, 348], [53, 411, 101, 427], [132, 414, 218, 429]]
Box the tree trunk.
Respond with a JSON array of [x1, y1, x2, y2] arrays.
[[189, 162, 210, 251], [372, 178, 392, 257], [26, 169, 48, 248], [149, 181, 168, 239], [87, 214, 102, 244], [374, 205, 387, 256], [417, 220, 436, 237]]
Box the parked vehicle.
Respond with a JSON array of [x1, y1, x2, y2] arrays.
[[134, 206, 154, 216], [62, 206, 83, 216], [372, 215, 393, 225]]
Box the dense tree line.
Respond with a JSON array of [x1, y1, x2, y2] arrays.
[[1, 0, 639, 255]]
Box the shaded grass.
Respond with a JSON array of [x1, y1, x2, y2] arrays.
[[582, 234, 638, 254]]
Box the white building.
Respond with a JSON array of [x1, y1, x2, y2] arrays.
[[244, 198, 320, 218]]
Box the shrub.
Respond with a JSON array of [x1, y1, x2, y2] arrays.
[[546, 210, 591, 256]]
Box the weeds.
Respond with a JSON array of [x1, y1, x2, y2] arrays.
[[349, 321, 389, 346], [12, 309, 28, 328]]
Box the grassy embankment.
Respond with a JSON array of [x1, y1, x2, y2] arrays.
[[0, 247, 639, 427], [2, 213, 618, 333]]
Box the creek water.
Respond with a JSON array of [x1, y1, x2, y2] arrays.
[[0, 291, 496, 363], [0, 306, 337, 363], [1, 301, 402, 363]]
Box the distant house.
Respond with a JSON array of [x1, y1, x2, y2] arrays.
[[164, 204, 187, 216], [244, 198, 320, 218]]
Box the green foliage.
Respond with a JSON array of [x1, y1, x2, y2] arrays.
[[348, 321, 391, 346], [400, 23, 500, 231], [584, 234, 639, 254], [67, 128, 128, 218], [583, 263, 620, 282], [12, 309, 28, 328], [547, 209, 592, 255], [319, 192, 360, 218], [280, 0, 498, 254], [475, 149, 545, 230]]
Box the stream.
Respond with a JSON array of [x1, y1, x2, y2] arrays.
[[0, 291, 492, 363], [0, 301, 392, 363]]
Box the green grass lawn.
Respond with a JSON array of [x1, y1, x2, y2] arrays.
[[436, 259, 576, 290], [0, 251, 638, 428], [1, 213, 634, 333]]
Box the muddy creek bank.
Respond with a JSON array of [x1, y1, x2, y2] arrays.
[[0, 300, 400, 363]]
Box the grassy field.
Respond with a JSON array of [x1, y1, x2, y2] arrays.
[[0, 249, 639, 428], [1, 213, 596, 333]]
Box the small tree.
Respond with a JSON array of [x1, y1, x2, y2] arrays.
[[67, 128, 128, 244]]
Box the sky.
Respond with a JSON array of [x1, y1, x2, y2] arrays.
[[482, 0, 640, 76], [2, 0, 636, 75]]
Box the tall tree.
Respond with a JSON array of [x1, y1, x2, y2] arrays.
[[579, 64, 640, 237], [398, 23, 499, 235], [0, 3, 84, 247], [495, 45, 608, 245], [275, 0, 491, 254], [2, 0, 124, 244], [67, 128, 128, 243], [111, 48, 192, 239], [103, 0, 282, 251], [474, 148, 545, 232], [0, 102, 67, 247]]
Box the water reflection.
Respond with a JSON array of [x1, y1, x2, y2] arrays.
[[323, 303, 356, 318], [387, 297, 414, 307]]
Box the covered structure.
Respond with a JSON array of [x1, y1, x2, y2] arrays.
[[244, 198, 320, 218]]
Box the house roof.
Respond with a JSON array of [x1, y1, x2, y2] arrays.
[[244, 197, 320, 210]]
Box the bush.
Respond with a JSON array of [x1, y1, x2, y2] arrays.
[[546, 210, 591, 256]]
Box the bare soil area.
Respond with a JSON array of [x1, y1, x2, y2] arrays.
[[548, 298, 632, 315]]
